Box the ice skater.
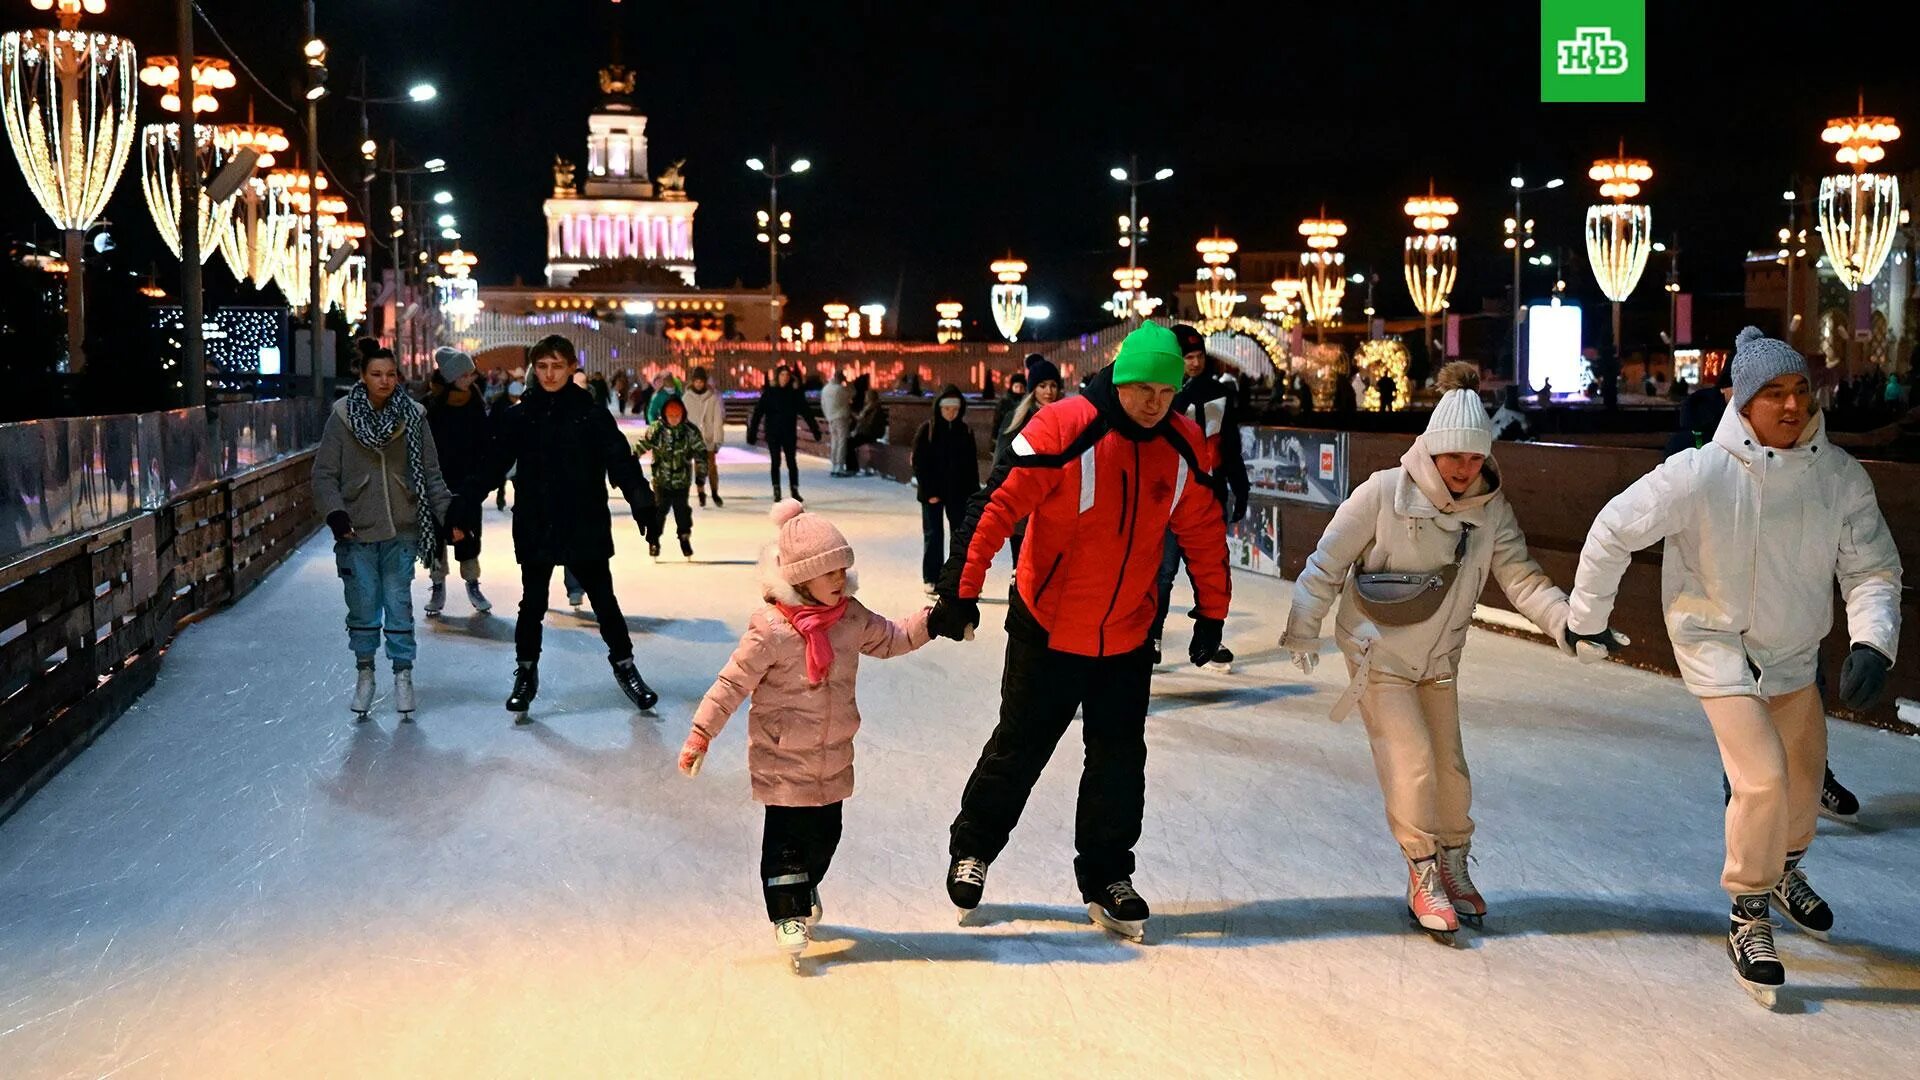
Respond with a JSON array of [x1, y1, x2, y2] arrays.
[[747, 365, 821, 503], [1151, 324, 1250, 670], [929, 322, 1231, 943], [681, 365, 725, 507], [1567, 327, 1901, 1007], [1281, 362, 1573, 944], [677, 501, 932, 971], [467, 334, 660, 722], [311, 348, 459, 722], [423, 346, 493, 617], [991, 356, 1064, 576], [633, 391, 706, 560], [910, 385, 980, 595]]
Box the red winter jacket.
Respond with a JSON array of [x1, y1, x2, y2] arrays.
[[941, 369, 1231, 657]]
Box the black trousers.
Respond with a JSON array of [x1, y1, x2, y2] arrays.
[[516, 558, 632, 663], [949, 626, 1154, 897], [649, 485, 693, 541], [767, 438, 801, 491], [920, 500, 964, 586], [761, 802, 843, 921], [843, 433, 880, 473]]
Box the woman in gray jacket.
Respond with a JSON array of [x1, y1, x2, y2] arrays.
[[311, 349, 458, 722]]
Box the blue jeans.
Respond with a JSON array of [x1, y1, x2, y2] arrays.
[[336, 534, 419, 668], [922, 500, 964, 586]]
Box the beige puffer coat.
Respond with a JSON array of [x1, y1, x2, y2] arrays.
[[691, 560, 931, 806], [1282, 439, 1572, 717]]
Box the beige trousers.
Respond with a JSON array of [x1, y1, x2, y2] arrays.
[[1354, 669, 1471, 859], [1701, 685, 1825, 897]]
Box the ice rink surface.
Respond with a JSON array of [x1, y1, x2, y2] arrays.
[[3, 438, 1919, 1078]]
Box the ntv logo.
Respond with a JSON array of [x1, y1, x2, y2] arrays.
[[1557, 27, 1630, 76]]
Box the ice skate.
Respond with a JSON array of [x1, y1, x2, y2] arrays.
[[506, 661, 538, 723], [393, 668, 416, 723], [1087, 878, 1150, 942], [611, 658, 659, 711], [1205, 646, 1235, 673], [947, 856, 988, 923], [697, 489, 707, 507], [1819, 767, 1860, 824], [465, 581, 492, 614], [775, 917, 811, 973], [648, 538, 662, 559], [712, 493, 724, 508], [1436, 843, 1486, 927], [567, 588, 585, 608], [424, 582, 446, 617], [1149, 639, 1162, 666], [350, 665, 375, 722], [679, 535, 693, 560], [807, 888, 823, 928], [1729, 894, 1785, 1008], [1769, 853, 1833, 941], [1406, 855, 1459, 945]]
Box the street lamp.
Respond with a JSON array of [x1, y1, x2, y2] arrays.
[[1584, 141, 1655, 364], [1194, 233, 1240, 321], [1111, 154, 1173, 282], [433, 189, 453, 205], [935, 301, 963, 343], [1110, 266, 1149, 321], [1817, 95, 1901, 292], [1403, 182, 1459, 367], [1, 0, 137, 374], [749, 147, 810, 345], [1297, 211, 1347, 343], [1506, 172, 1564, 384], [990, 256, 1029, 343]]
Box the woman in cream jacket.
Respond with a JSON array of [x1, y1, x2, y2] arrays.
[[1283, 363, 1571, 940]]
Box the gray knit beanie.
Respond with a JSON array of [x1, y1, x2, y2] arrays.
[[1730, 326, 1808, 410], [433, 346, 476, 382]]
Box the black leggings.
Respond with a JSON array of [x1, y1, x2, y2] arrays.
[[768, 438, 801, 491], [516, 559, 632, 663]]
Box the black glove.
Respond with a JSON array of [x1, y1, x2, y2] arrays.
[[326, 510, 354, 542], [1838, 644, 1892, 711], [928, 594, 980, 642], [1230, 493, 1249, 524], [1565, 626, 1631, 664], [1188, 616, 1224, 667]]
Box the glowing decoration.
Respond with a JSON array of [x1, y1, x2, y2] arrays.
[[1194, 233, 1240, 321], [222, 120, 287, 168], [1297, 213, 1347, 333], [989, 257, 1028, 343], [436, 247, 476, 279], [219, 172, 294, 289], [1402, 184, 1459, 317], [137, 55, 234, 114], [1354, 338, 1410, 410], [139, 123, 248, 263], [1584, 142, 1653, 304], [821, 301, 851, 342], [1818, 97, 1901, 291], [859, 303, 886, 337], [935, 300, 963, 343], [1108, 265, 1150, 321]]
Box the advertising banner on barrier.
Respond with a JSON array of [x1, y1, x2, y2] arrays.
[[1242, 427, 1347, 508]]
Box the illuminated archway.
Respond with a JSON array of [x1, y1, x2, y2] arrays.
[[1188, 315, 1289, 380]]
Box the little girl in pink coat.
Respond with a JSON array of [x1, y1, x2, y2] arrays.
[[679, 500, 932, 966]]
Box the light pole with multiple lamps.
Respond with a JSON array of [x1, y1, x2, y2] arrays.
[[1111, 155, 1172, 283], [748, 148, 809, 344], [1403, 183, 1459, 371], [1506, 172, 1564, 385], [1583, 142, 1655, 368], [350, 62, 435, 341], [1297, 211, 1347, 346]]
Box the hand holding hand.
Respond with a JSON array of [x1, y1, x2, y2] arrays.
[[1290, 649, 1319, 676], [1565, 627, 1631, 665], [1838, 644, 1892, 711], [928, 594, 980, 642], [326, 510, 356, 543], [1188, 617, 1224, 667], [679, 730, 710, 778]]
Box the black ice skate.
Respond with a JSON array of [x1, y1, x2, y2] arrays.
[[1729, 893, 1785, 1008], [679, 535, 693, 559], [1206, 646, 1235, 674], [789, 485, 803, 503], [648, 538, 662, 559], [506, 661, 539, 723], [1087, 878, 1150, 942], [611, 658, 659, 711], [712, 493, 724, 508], [1770, 852, 1833, 941], [1819, 767, 1860, 824], [947, 856, 989, 923]]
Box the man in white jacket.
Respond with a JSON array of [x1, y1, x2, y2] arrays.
[[681, 366, 726, 507], [820, 369, 854, 478], [1568, 327, 1902, 1007]]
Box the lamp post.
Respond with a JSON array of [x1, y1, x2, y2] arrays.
[[1403, 182, 1459, 369], [990, 257, 1029, 343], [302, 5, 326, 400], [349, 61, 435, 342], [1584, 142, 1654, 367], [0, 0, 138, 376], [1111, 154, 1173, 285], [1779, 185, 1808, 350], [1505, 172, 1564, 385], [1194, 233, 1240, 321], [1297, 211, 1347, 345], [748, 147, 809, 345], [1817, 96, 1901, 298]]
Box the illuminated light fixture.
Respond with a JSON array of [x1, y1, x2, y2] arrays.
[[1818, 95, 1901, 291], [138, 55, 235, 114], [1584, 140, 1654, 304], [218, 172, 295, 289], [407, 83, 436, 102], [1194, 232, 1241, 321], [935, 300, 964, 343], [139, 123, 253, 263], [223, 121, 289, 169], [1403, 180, 1459, 320], [858, 302, 886, 337], [359, 138, 376, 158], [304, 84, 326, 101], [1297, 210, 1347, 335], [31, 2, 108, 18], [989, 256, 1028, 343], [436, 247, 476, 279], [303, 37, 326, 63], [437, 213, 455, 228], [432, 189, 452, 205], [1109, 265, 1150, 322]]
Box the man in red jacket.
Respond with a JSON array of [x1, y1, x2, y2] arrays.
[[928, 321, 1232, 942]]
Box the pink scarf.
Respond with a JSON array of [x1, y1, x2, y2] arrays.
[[775, 598, 850, 685]]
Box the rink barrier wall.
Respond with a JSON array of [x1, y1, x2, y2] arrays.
[[0, 451, 320, 822], [821, 399, 1920, 736]]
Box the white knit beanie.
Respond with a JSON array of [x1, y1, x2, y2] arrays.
[[1423, 389, 1495, 456]]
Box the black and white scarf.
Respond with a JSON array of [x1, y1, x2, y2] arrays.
[[343, 382, 437, 564]]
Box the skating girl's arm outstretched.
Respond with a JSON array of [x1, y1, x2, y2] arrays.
[[1486, 498, 1574, 653], [1280, 473, 1385, 671], [681, 611, 779, 776], [1568, 458, 1693, 655], [857, 603, 932, 659]]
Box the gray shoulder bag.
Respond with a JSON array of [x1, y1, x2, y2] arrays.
[[1350, 524, 1474, 627]]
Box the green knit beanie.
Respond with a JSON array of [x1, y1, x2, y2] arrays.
[[1111, 322, 1186, 387]]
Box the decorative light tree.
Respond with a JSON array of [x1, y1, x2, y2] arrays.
[[821, 301, 851, 343], [139, 122, 248, 262], [1584, 141, 1654, 361], [219, 168, 295, 290], [935, 300, 963, 343], [1, 0, 138, 372], [1194, 233, 1240, 321], [1817, 95, 1901, 292], [1297, 212, 1347, 344], [1109, 265, 1149, 321], [989, 256, 1028, 343], [1402, 182, 1459, 368]]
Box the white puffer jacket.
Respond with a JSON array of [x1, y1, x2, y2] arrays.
[[1569, 406, 1901, 698], [1283, 440, 1572, 717], [819, 379, 853, 425], [681, 384, 725, 450]]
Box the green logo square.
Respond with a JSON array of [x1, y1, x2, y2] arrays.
[[1541, 0, 1645, 102]]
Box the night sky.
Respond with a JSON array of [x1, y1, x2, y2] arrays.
[[8, 2, 1915, 341]]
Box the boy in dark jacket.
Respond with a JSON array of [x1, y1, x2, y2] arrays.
[[635, 393, 707, 560], [424, 347, 493, 616], [911, 384, 980, 593]]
